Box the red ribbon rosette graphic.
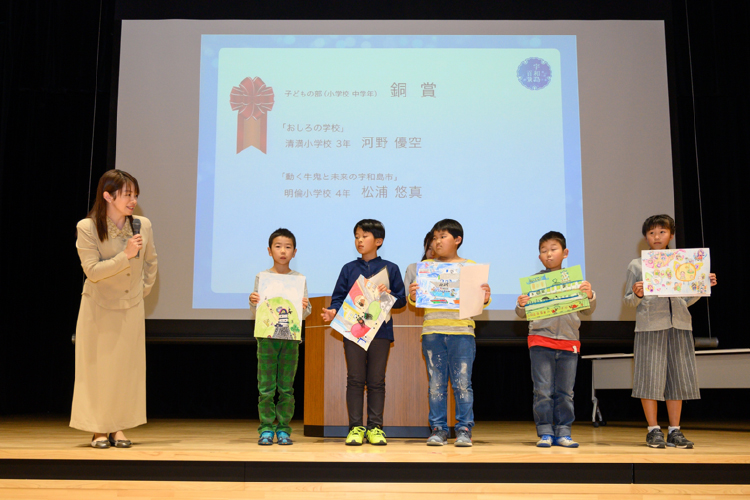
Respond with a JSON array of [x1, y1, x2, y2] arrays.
[[230, 77, 274, 154]]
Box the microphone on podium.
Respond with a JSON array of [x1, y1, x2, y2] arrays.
[[132, 218, 141, 259]]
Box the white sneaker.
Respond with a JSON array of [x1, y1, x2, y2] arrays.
[[554, 436, 579, 448], [536, 434, 553, 447]]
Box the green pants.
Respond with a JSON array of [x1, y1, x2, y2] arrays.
[[257, 338, 299, 434]]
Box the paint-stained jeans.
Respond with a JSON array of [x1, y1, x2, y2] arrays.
[[422, 334, 476, 431], [529, 346, 578, 437]]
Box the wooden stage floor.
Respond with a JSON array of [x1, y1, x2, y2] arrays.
[[1, 418, 749, 484], [2, 417, 749, 464], [2, 418, 750, 499]]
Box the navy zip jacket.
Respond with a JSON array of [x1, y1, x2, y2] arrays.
[[328, 256, 407, 342]]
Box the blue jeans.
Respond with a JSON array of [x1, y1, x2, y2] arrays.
[[529, 346, 578, 437], [422, 334, 476, 431]]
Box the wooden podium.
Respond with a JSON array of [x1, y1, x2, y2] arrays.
[[303, 296, 455, 437]]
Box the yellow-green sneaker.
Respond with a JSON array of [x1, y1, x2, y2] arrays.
[[366, 427, 387, 446], [345, 426, 366, 446]]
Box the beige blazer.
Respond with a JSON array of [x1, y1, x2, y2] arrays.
[[76, 215, 158, 310]]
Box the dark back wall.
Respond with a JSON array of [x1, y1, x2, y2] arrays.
[[1, 1, 748, 423]]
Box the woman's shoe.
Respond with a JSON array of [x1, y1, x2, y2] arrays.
[[108, 433, 132, 448], [91, 435, 110, 449]]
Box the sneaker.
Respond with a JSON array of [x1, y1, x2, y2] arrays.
[[454, 427, 473, 447], [345, 426, 366, 446], [666, 429, 694, 449], [553, 436, 579, 448], [536, 434, 553, 448], [426, 427, 449, 446], [258, 431, 274, 446], [276, 431, 293, 445], [646, 428, 666, 448], [366, 427, 387, 446]]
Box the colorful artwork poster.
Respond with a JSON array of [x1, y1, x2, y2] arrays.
[[519, 265, 590, 321], [641, 248, 710, 297], [367, 266, 391, 322], [253, 272, 306, 341], [331, 275, 397, 351], [416, 262, 461, 309]]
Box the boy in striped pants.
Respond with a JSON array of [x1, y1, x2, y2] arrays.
[[624, 215, 717, 449]]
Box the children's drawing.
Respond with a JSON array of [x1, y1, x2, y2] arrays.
[[416, 262, 461, 309], [642, 248, 710, 297], [519, 265, 590, 321], [253, 272, 306, 341], [331, 274, 396, 351], [367, 266, 392, 322]]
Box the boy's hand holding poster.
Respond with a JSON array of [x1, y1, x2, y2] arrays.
[[641, 248, 711, 297], [254, 272, 306, 341], [519, 265, 590, 321], [331, 274, 396, 351]]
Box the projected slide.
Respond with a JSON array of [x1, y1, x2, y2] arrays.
[[194, 35, 583, 309]]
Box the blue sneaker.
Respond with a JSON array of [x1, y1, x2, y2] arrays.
[[276, 431, 293, 445], [554, 436, 579, 448], [258, 431, 274, 445], [536, 434, 553, 447]]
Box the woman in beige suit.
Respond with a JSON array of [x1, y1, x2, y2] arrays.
[[70, 169, 157, 448]]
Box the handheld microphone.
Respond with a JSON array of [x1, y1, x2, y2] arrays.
[[131, 219, 141, 259]]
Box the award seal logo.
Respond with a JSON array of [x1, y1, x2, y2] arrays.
[[517, 57, 552, 90], [230, 76, 275, 154]]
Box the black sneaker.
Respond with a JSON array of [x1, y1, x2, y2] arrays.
[[666, 429, 694, 449], [454, 426, 472, 447], [426, 427, 449, 446], [646, 428, 666, 448]]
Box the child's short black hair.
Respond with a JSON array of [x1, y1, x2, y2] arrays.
[[268, 228, 296, 249], [421, 231, 433, 261], [642, 214, 675, 236], [431, 219, 464, 248], [354, 219, 385, 248], [539, 231, 566, 251]]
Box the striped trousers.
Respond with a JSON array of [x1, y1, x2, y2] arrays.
[[632, 328, 700, 401]]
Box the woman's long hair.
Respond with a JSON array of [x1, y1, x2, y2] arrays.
[[87, 169, 140, 241]]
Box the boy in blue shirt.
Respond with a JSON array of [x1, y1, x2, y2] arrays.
[[516, 231, 595, 448], [321, 219, 406, 445], [625, 214, 717, 449]]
